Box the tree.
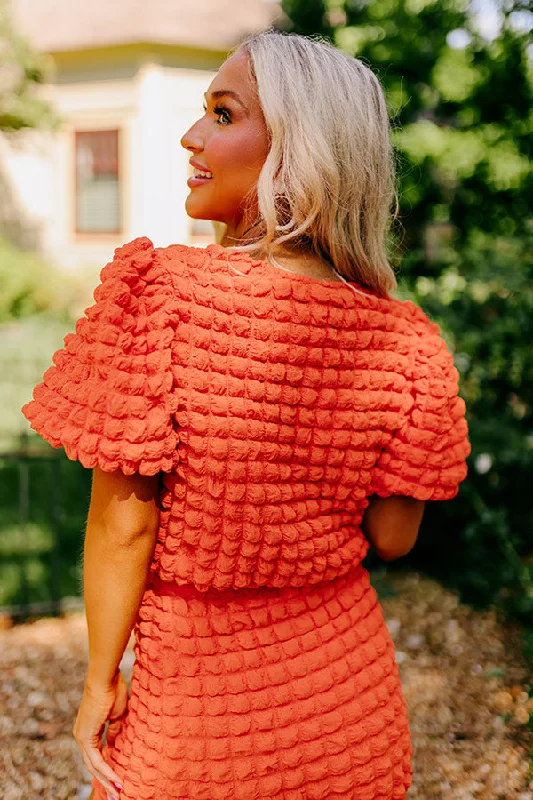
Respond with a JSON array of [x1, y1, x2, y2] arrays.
[[281, 0, 532, 266], [281, 0, 533, 621], [280, 0, 334, 39], [0, 0, 59, 131]]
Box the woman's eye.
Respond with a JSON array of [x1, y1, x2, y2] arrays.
[[213, 106, 231, 125]]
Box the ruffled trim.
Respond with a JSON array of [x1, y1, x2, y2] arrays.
[[371, 313, 471, 501], [22, 237, 180, 475]]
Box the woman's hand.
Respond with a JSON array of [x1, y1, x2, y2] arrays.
[[73, 672, 128, 799]]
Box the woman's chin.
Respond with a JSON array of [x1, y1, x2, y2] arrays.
[[185, 195, 213, 221]]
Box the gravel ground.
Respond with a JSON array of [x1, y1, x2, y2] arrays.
[[0, 571, 532, 800]]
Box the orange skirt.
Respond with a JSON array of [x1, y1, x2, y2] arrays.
[[93, 565, 412, 799]]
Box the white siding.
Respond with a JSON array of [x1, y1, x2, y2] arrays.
[[0, 57, 217, 272]]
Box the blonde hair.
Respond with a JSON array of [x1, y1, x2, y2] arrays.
[[228, 30, 397, 297]]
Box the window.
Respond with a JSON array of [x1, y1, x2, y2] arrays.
[[75, 130, 121, 233]]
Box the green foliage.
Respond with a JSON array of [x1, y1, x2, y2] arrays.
[[281, 0, 334, 39], [0, 453, 91, 606], [0, 0, 60, 131], [0, 315, 74, 452], [403, 229, 533, 621], [281, 0, 533, 625], [0, 236, 83, 322], [0, 238, 84, 451], [0, 251, 87, 603], [329, 1, 533, 271]]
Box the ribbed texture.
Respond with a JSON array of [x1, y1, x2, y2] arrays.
[[23, 237, 470, 799]]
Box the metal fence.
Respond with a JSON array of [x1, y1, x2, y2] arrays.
[[0, 433, 89, 622]]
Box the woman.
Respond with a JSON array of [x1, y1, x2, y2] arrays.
[[23, 31, 470, 800]]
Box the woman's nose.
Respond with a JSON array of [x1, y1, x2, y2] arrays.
[[181, 120, 204, 153]]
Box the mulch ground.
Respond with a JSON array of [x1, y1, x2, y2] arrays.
[[1, 571, 532, 799]]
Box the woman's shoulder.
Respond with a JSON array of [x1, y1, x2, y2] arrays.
[[358, 292, 456, 385], [110, 237, 223, 274], [384, 293, 441, 331], [114, 240, 442, 341], [154, 240, 250, 287], [103, 238, 235, 304]]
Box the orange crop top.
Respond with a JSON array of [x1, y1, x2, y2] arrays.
[[23, 237, 470, 592]]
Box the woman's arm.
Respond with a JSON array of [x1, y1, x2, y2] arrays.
[[73, 466, 160, 798], [83, 467, 159, 687], [362, 495, 425, 561]]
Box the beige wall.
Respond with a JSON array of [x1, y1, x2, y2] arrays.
[[0, 49, 218, 272]]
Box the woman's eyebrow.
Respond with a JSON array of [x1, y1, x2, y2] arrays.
[[204, 89, 249, 112]]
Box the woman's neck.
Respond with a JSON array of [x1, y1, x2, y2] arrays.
[[219, 223, 344, 283], [268, 249, 343, 282]]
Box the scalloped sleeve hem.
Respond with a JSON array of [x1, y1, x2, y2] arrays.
[[21, 237, 180, 476], [371, 313, 471, 502]]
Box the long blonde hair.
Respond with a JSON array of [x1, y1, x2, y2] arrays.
[[228, 30, 397, 297]]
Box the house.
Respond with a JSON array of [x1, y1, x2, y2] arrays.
[[1, 0, 280, 271]]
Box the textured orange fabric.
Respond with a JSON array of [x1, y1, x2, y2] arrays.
[[97, 566, 411, 800], [23, 237, 470, 798]]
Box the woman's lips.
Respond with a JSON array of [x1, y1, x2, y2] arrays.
[[187, 174, 213, 188], [188, 161, 213, 188]]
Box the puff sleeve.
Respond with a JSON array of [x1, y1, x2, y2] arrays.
[[371, 311, 471, 501], [22, 237, 179, 475]]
